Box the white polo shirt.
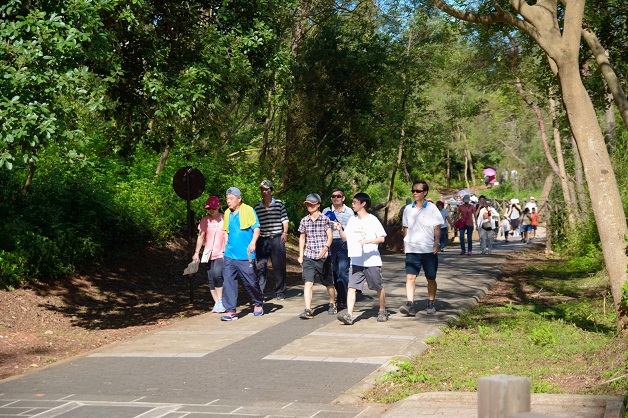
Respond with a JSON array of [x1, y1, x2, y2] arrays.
[[402, 201, 443, 253]]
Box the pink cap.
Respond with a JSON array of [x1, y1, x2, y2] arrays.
[[204, 195, 221, 209]]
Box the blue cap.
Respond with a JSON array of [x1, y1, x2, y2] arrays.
[[226, 187, 241, 197]]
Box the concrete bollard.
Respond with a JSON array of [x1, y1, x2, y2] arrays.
[[478, 375, 531, 418]]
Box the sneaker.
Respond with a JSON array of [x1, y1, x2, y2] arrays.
[[212, 300, 226, 313], [337, 303, 347, 311], [426, 300, 436, 314], [337, 312, 354, 325], [467, 251, 472, 256], [220, 312, 238, 321], [299, 309, 314, 319], [460, 250, 466, 255], [377, 311, 389, 322], [276, 294, 285, 300], [328, 303, 337, 315], [399, 301, 416, 316], [253, 306, 264, 317]]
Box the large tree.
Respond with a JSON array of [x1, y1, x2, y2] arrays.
[[430, 0, 628, 331]]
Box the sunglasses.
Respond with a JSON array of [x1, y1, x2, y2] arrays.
[[411, 189, 426, 193], [331, 194, 343, 198]]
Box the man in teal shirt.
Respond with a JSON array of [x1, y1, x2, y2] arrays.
[[221, 187, 264, 321]]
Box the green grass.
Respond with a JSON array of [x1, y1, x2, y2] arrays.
[[366, 251, 627, 410]]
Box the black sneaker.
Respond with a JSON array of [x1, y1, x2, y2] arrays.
[[337, 312, 354, 325], [299, 309, 314, 319], [399, 301, 416, 316]]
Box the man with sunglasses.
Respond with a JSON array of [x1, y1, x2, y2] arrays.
[[322, 188, 355, 310], [254, 180, 289, 300], [401, 180, 443, 315]]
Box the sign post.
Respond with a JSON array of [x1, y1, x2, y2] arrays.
[[172, 166, 205, 303]]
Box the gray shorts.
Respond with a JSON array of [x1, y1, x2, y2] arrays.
[[348, 265, 383, 292], [302, 257, 334, 286]]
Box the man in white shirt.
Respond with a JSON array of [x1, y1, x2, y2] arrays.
[[335, 193, 388, 325], [401, 180, 443, 315]]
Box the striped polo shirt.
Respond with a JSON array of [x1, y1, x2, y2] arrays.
[[253, 198, 289, 238]]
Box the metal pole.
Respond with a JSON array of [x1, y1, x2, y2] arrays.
[[186, 169, 194, 304]]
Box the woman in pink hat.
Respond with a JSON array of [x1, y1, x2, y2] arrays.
[[193, 195, 227, 313]]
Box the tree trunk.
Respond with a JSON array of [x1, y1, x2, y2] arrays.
[[446, 148, 451, 189], [548, 95, 576, 225], [581, 28, 628, 130], [155, 147, 169, 177], [21, 163, 36, 197], [571, 135, 587, 217], [604, 99, 616, 153], [558, 62, 628, 331]]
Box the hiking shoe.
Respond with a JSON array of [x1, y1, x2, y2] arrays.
[[337, 312, 354, 325], [253, 306, 264, 317], [337, 303, 347, 311], [426, 300, 436, 314], [220, 312, 238, 321], [299, 309, 314, 319], [399, 301, 416, 316], [212, 300, 226, 313], [460, 250, 466, 255], [467, 251, 472, 256], [276, 293, 285, 300], [377, 311, 389, 322], [328, 303, 337, 315]]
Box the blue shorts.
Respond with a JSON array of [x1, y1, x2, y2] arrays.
[[405, 252, 438, 280]]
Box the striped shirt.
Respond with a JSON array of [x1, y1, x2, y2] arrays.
[[253, 198, 289, 238], [298, 214, 331, 259], [322, 204, 355, 239]]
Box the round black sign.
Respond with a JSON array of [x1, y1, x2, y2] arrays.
[[172, 166, 205, 200]]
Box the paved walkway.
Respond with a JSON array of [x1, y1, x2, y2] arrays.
[[0, 233, 623, 417]]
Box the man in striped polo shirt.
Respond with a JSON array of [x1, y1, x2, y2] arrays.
[[254, 180, 290, 300]]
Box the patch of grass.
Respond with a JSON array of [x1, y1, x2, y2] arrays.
[[365, 250, 627, 406]]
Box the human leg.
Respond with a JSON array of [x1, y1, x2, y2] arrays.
[[237, 259, 264, 308], [422, 253, 438, 314], [301, 257, 316, 312], [270, 236, 287, 297], [330, 239, 348, 307], [460, 226, 467, 253], [479, 228, 488, 253], [487, 230, 495, 253], [255, 237, 270, 293], [303, 282, 314, 310], [466, 226, 474, 253], [221, 258, 239, 316], [440, 227, 447, 251]]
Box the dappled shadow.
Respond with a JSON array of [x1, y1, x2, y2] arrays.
[[33, 237, 306, 331]]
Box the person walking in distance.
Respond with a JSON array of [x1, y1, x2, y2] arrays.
[[192, 195, 227, 313], [457, 194, 476, 255], [400, 180, 443, 316], [297, 193, 336, 319], [220, 187, 265, 321], [435, 200, 450, 252], [336, 193, 388, 325], [322, 188, 355, 310], [253, 180, 289, 300]]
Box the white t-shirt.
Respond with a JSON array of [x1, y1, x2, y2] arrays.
[[402, 201, 443, 253], [345, 214, 387, 267]]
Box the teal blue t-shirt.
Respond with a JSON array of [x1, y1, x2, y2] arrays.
[[224, 211, 260, 260]]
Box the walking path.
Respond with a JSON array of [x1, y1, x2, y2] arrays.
[[0, 232, 623, 417]]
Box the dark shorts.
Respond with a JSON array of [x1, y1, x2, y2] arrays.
[[522, 224, 533, 232], [405, 252, 438, 280], [510, 218, 520, 229], [348, 265, 383, 292], [302, 257, 334, 286]]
